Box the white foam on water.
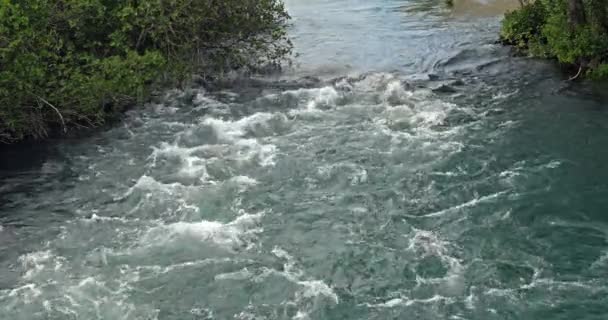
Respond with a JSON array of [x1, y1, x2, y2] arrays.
[[203, 112, 287, 141], [270, 247, 302, 277], [498, 120, 519, 128], [384, 91, 457, 129], [306, 86, 339, 109], [234, 138, 278, 167], [280, 86, 341, 117], [60, 275, 157, 320], [382, 80, 413, 105], [193, 92, 219, 109], [591, 251, 608, 270], [278, 86, 340, 109], [133, 257, 245, 276], [149, 143, 212, 182], [350, 168, 368, 185], [214, 268, 253, 281], [178, 156, 211, 181], [520, 277, 606, 292], [292, 310, 310, 320], [190, 307, 214, 318], [364, 295, 455, 308], [151, 103, 179, 115], [499, 169, 521, 179], [235, 247, 339, 320], [370, 89, 468, 165], [226, 176, 259, 192], [406, 190, 509, 219], [315, 162, 368, 185], [266, 247, 339, 304], [407, 228, 466, 296], [376, 298, 404, 308], [352, 72, 398, 92], [383, 104, 415, 128], [431, 169, 463, 177], [201, 113, 281, 166], [407, 229, 451, 257], [544, 160, 562, 169], [235, 309, 257, 320], [410, 108, 449, 127], [442, 259, 466, 296], [119, 175, 188, 200], [228, 175, 258, 186], [141, 211, 265, 248], [42, 300, 52, 312], [297, 280, 339, 304], [2, 283, 43, 305], [203, 117, 248, 142], [334, 77, 353, 92], [19, 250, 53, 280], [81, 214, 135, 224], [492, 89, 519, 101], [484, 287, 519, 298], [144, 111, 286, 187], [480, 273, 608, 311], [159, 121, 189, 129], [464, 289, 476, 309], [1, 73, 509, 319]]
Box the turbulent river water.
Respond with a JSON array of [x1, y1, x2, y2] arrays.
[[3, 0, 608, 319]]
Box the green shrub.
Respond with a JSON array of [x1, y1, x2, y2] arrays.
[[500, 1, 547, 50], [588, 63, 608, 79], [500, 0, 608, 79], [0, 0, 292, 143], [542, 12, 608, 64]]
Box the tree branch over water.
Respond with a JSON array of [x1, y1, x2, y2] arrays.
[[0, 0, 293, 143]]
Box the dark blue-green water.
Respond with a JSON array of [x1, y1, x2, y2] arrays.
[[2, 0, 608, 319]]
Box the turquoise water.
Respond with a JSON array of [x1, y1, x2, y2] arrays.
[[2, 1, 608, 319]]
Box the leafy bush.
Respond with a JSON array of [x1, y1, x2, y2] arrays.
[[500, 0, 608, 79], [500, 1, 547, 50], [542, 11, 608, 64], [0, 0, 292, 143], [587, 63, 608, 78]]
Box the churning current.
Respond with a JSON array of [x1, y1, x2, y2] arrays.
[[2, 0, 608, 319]]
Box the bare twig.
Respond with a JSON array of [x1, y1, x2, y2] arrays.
[[36, 96, 67, 133], [568, 65, 583, 81]]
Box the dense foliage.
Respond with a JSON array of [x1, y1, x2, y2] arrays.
[[0, 0, 292, 143], [501, 0, 608, 79]]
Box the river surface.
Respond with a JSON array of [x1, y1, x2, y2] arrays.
[[2, 0, 608, 319]]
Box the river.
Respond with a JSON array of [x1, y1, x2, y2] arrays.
[[2, 0, 608, 319]]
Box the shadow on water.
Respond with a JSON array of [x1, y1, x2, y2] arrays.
[[0, 142, 54, 174]]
